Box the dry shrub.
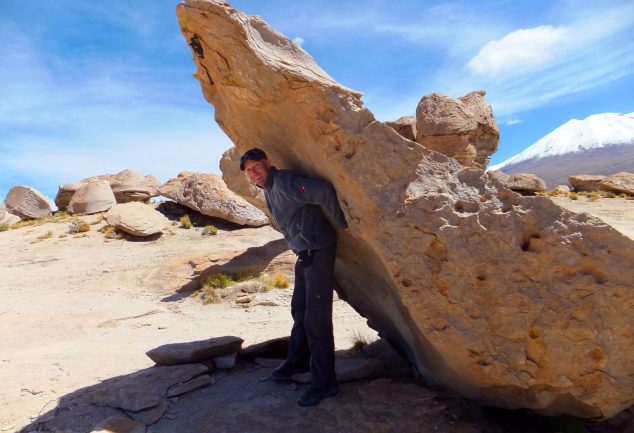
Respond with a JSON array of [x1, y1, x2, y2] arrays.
[[180, 215, 192, 229], [68, 219, 90, 234], [100, 225, 123, 240], [201, 225, 218, 236]]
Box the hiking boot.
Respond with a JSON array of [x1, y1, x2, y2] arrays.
[[271, 360, 309, 382], [297, 385, 339, 407]]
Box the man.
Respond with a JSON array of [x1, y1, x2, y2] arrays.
[[240, 148, 348, 407]]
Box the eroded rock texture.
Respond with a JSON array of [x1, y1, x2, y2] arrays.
[[416, 91, 499, 170], [177, 0, 634, 418]]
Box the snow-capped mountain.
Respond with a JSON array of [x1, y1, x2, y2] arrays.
[[489, 112, 634, 187]]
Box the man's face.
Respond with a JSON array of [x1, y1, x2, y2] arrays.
[[243, 158, 271, 186]]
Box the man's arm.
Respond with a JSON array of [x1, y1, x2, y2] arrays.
[[283, 174, 348, 230]]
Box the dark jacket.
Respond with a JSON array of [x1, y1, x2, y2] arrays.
[[262, 166, 348, 252]]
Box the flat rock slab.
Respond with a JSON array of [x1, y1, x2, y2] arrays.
[[90, 415, 146, 433], [146, 336, 244, 366], [91, 364, 208, 411], [125, 398, 168, 426], [240, 336, 290, 360], [167, 374, 214, 397], [275, 357, 383, 383]]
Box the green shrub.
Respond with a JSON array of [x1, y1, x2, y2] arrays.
[[201, 225, 218, 236], [569, 192, 578, 200], [180, 214, 192, 229], [202, 273, 235, 289]]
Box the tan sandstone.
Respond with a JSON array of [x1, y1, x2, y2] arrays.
[[159, 171, 268, 226], [68, 181, 117, 214], [104, 202, 168, 237], [489, 171, 547, 194], [4, 186, 52, 220], [569, 174, 605, 192], [599, 172, 634, 195], [177, 0, 634, 418], [416, 91, 499, 170], [385, 116, 417, 142]]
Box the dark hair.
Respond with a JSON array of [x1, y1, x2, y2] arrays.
[[239, 148, 268, 171]]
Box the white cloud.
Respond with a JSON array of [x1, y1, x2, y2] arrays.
[[505, 119, 522, 125], [467, 25, 571, 76], [293, 36, 305, 46]]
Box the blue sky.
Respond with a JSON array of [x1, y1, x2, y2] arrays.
[[1, 0, 633, 201]]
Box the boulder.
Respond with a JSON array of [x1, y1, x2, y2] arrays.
[[4, 186, 52, 219], [569, 174, 605, 192], [177, 0, 634, 418], [104, 202, 168, 236], [553, 185, 571, 194], [385, 116, 417, 141], [68, 180, 117, 214], [599, 172, 634, 195], [146, 336, 244, 366], [55, 170, 160, 210], [489, 171, 547, 194], [159, 172, 268, 226], [91, 363, 207, 411], [416, 91, 499, 170], [0, 202, 21, 226], [54, 182, 83, 211]]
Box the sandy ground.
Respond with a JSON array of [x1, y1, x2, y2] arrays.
[[1, 196, 633, 432], [550, 196, 634, 239], [0, 217, 374, 432]]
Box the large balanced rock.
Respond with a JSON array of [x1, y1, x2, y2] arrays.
[[4, 186, 52, 219], [385, 116, 417, 142], [599, 172, 634, 195], [489, 171, 546, 194], [159, 172, 267, 226], [177, 0, 634, 418], [569, 174, 605, 192], [416, 91, 499, 170], [68, 181, 117, 214], [105, 202, 168, 236]]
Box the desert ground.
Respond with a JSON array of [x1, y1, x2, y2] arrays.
[[1, 195, 633, 432]]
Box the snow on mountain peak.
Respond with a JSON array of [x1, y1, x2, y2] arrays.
[[489, 112, 634, 171]]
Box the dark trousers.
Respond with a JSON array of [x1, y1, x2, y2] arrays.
[[287, 242, 337, 390]]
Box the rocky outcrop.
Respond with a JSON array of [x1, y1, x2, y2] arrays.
[[159, 172, 268, 226], [68, 181, 117, 214], [177, 0, 634, 418], [489, 171, 547, 194], [385, 116, 416, 142], [55, 170, 160, 210], [105, 202, 168, 236], [4, 186, 52, 219], [599, 172, 634, 195], [569, 174, 605, 192], [416, 91, 499, 170]]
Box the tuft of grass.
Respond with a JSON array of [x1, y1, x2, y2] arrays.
[[569, 192, 578, 201], [588, 192, 600, 202], [100, 225, 123, 240], [618, 192, 630, 198], [201, 225, 218, 236], [11, 211, 72, 229], [201, 273, 235, 289], [68, 219, 90, 234], [0, 224, 9, 232], [273, 272, 290, 288], [180, 214, 192, 229], [37, 230, 53, 240], [89, 215, 104, 225], [59, 233, 68, 238], [350, 330, 369, 351]]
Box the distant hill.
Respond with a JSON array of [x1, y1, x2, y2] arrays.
[[489, 112, 634, 187]]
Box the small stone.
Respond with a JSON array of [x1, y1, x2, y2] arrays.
[[213, 352, 237, 369], [90, 415, 146, 433]]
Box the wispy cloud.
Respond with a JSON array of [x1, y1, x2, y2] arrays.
[[505, 119, 522, 125], [293, 36, 305, 46]]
